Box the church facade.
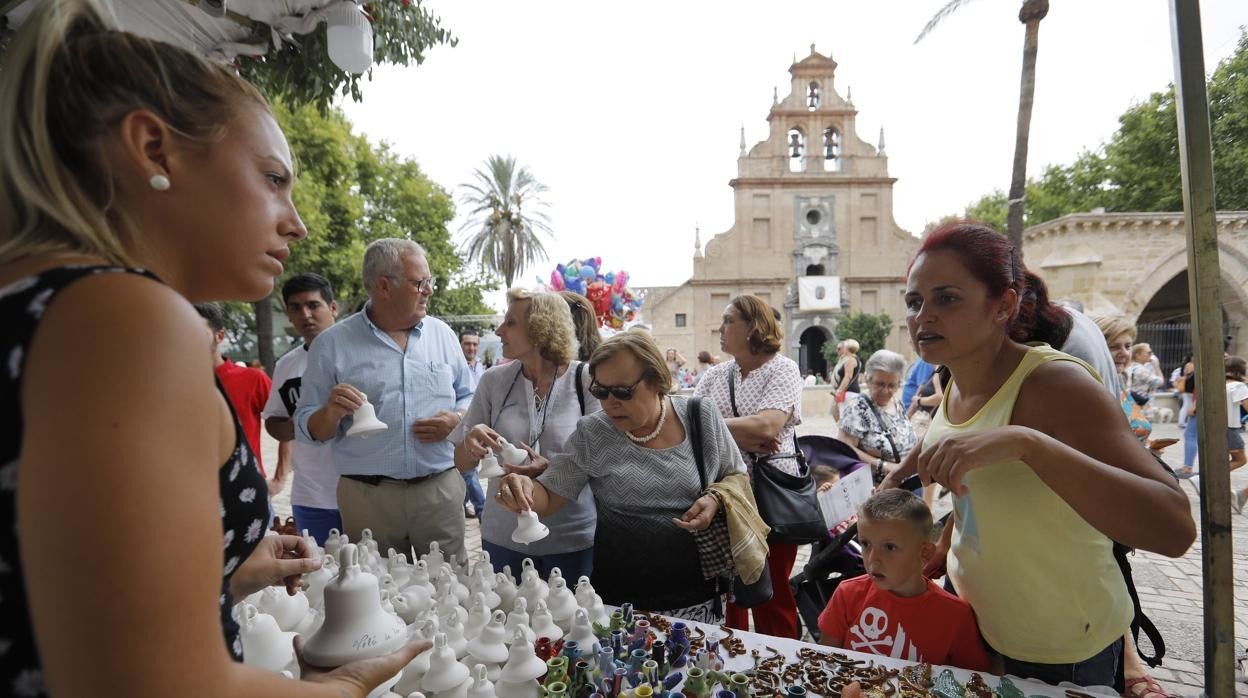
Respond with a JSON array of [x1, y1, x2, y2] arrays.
[[641, 47, 919, 377]]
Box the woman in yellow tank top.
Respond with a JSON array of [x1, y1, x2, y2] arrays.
[[882, 222, 1194, 690]]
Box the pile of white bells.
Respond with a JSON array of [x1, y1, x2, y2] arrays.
[[235, 530, 609, 698]]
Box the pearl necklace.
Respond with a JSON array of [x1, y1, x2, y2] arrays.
[[626, 397, 669, 444]]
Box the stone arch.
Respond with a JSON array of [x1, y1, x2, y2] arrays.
[[1125, 241, 1248, 360], [797, 324, 833, 379]]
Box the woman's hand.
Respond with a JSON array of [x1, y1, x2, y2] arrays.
[[672, 494, 719, 532], [505, 443, 549, 478], [230, 534, 322, 599], [917, 425, 1035, 496], [496, 473, 535, 512], [297, 636, 430, 696], [464, 424, 503, 460]]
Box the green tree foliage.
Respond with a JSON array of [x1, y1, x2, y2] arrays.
[[825, 311, 894, 360], [458, 155, 553, 288], [954, 30, 1248, 230], [221, 101, 492, 362], [239, 2, 457, 112]]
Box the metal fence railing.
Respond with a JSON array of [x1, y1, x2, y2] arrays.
[[1136, 321, 1192, 382]]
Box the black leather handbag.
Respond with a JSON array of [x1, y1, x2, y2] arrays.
[[688, 397, 773, 608], [729, 373, 829, 546]]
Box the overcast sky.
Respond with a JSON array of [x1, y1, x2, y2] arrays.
[[340, 1, 1247, 299]]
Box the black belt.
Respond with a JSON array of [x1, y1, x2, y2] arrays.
[[343, 470, 448, 487]]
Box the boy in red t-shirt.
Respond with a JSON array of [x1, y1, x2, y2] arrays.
[[818, 489, 990, 671]]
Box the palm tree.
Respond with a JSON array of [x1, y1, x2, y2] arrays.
[[916, 0, 1050, 250], [458, 155, 553, 288]]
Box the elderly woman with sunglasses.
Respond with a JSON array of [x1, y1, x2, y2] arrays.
[[451, 289, 600, 581], [497, 329, 747, 622]]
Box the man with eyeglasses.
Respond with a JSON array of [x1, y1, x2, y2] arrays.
[[295, 238, 475, 561]]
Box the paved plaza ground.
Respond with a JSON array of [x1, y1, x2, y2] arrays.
[[264, 414, 1248, 696]]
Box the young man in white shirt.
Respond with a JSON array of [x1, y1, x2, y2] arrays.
[[459, 329, 487, 518], [263, 273, 342, 544]]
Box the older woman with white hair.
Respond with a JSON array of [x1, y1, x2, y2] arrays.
[[452, 289, 600, 581], [837, 349, 918, 483]]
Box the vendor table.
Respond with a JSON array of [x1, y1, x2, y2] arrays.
[[629, 609, 1114, 697]]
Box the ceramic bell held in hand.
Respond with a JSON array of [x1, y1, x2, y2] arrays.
[[498, 438, 528, 466], [300, 543, 407, 667], [511, 510, 549, 545], [477, 448, 505, 478], [346, 393, 388, 438]]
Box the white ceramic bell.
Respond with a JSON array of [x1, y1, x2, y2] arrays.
[[565, 608, 598, 650], [497, 627, 547, 683], [238, 604, 297, 674], [465, 609, 510, 664], [408, 559, 436, 595], [494, 571, 518, 613], [435, 582, 468, 627], [528, 599, 563, 642], [422, 541, 445, 571], [511, 510, 549, 545], [324, 528, 346, 560], [387, 548, 414, 589], [516, 564, 548, 609], [439, 609, 469, 658], [301, 543, 408, 668], [545, 577, 577, 631], [493, 679, 541, 698], [346, 394, 388, 438], [504, 597, 536, 645], [392, 586, 433, 623], [304, 553, 338, 610], [467, 569, 501, 610], [302, 529, 325, 560], [465, 663, 495, 698], [258, 586, 311, 632], [497, 438, 528, 466], [546, 567, 564, 587], [477, 449, 505, 478], [421, 633, 470, 693], [291, 607, 325, 637], [394, 618, 440, 692], [573, 576, 607, 625], [462, 593, 490, 640], [437, 564, 470, 604]]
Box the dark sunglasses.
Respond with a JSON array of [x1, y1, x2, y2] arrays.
[[588, 375, 646, 401]]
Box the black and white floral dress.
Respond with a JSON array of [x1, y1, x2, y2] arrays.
[[1, 266, 270, 696]]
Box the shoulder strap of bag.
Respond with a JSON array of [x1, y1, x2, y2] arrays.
[[727, 370, 741, 417], [689, 397, 707, 490], [574, 361, 586, 415], [863, 397, 901, 462]]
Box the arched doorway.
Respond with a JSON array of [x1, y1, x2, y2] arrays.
[[1135, 269, 1237, 376], [799, 326, 830, 380]]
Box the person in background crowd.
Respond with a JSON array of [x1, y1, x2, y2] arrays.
[[1127, 343, 1165, 404], [666, 347, 689, 389], [559, 289, 601, 361], [458, 328, 488, 518], [295, 238, 474, 561], [831, 338, 862, 420], [839, 350, 918, 485], [1223, 357, 1248, 514], [497, 330, 746, 623], [196, 302, 272, 479], [1174, 355, 1195, 428], [263, 273, 343, 545], [901, 357, 935, 410], [883, 221, 1194, 689], [0, 1, 422, 693], [695, 294, 805, 638], [452, 289, 599, 580], [460, 329, 487, 387]]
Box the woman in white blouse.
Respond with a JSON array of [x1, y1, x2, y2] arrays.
[[451, 289, 599, 580], [694, 294, 805, 638]]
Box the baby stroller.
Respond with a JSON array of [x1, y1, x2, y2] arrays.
[[790, 435, 869, 642]]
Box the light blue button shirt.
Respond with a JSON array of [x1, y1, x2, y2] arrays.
[[294, 306, 474, 478]]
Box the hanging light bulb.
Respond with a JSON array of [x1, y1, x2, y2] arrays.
[[325, 1, 373, 75]]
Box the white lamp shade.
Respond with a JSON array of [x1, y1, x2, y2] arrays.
[[326, 2, 374, 75]]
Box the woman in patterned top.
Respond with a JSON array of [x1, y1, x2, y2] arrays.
[[0, 1, 423, 695], [694, 294, 804, 638], [838, 350, 919, 483]]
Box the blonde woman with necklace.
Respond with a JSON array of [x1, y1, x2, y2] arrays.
[[452, 289, 599, 580]]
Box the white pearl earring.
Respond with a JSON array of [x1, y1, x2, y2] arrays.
[[149, 174, 170, 191]]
